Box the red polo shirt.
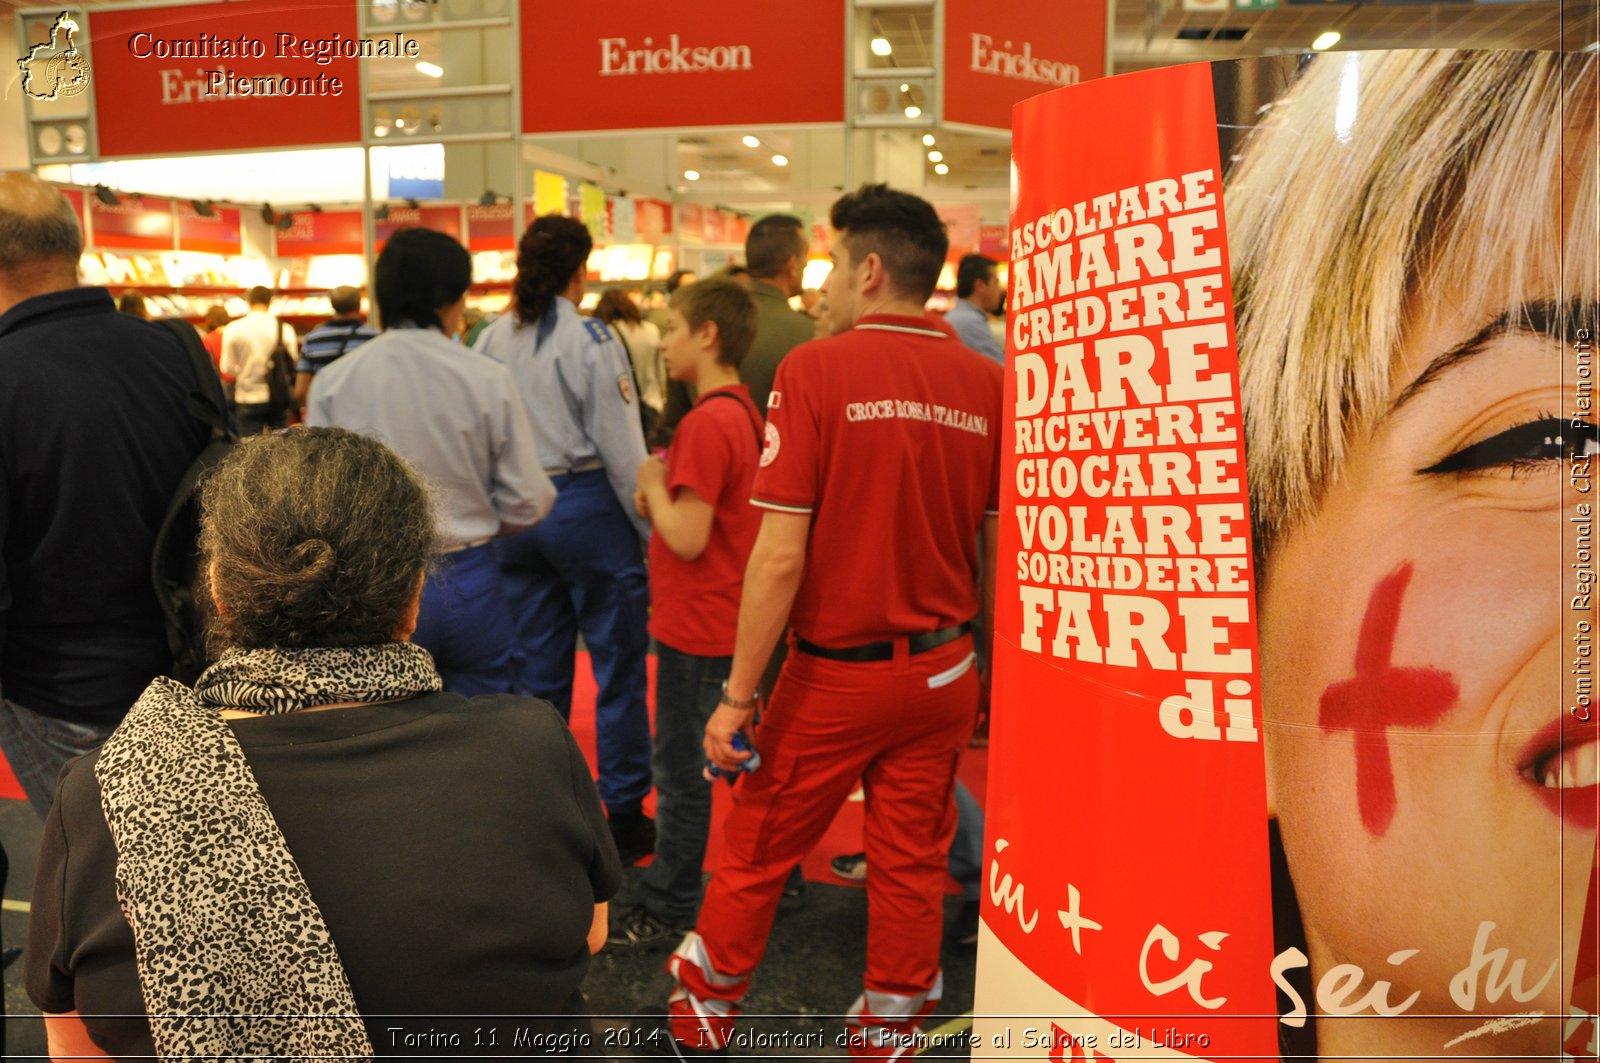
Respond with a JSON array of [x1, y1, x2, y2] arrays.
[[648, 384, 765, 656], [752, 314, 1003, 648]]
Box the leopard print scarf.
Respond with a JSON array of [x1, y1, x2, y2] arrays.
[[94, 642, 442, 1061]]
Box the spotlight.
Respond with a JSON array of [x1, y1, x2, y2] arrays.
[[375, 203, 391, 221], [405, 198, 421, 209], [415, 61, 443, 77], [771, 154, 789, 167], [478, 190, 507, 207], [934, 163, 949, 176], [928, 150, 943, 163], [1311, 30, 1340, 50], [94, 184, 119, 206], [276, 212, 294, 231], [904, 105, 922, 119], [742, 135, 760, 148], [922, 133, 936, 147], [260, 203, 277, 225], [191, 199, 215, 218], [684, 170, 701, 181], [870, 37, 891, 56]]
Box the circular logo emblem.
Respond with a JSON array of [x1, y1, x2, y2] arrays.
[[760, 422, 781, 467]]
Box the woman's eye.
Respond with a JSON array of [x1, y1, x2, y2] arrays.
[[1421, 416, 1598, 475]]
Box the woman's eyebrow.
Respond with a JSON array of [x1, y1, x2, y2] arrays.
[[1390, 297, 1598, 414]]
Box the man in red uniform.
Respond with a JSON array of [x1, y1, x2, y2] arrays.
[[665, 184, 1002, 1059]]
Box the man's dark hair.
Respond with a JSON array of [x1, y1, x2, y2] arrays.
[[666, 269, 696, 294], [328, 285, 362, 316], [375, 228, 472, 331], [0, 189, 80, 271], [245, 285, 273, 307], [512, 215, 591, 325], [829, 184, 948, 302], [671, 279, 757, 368], [746, 214, 806, 279], [956, 254, 997, 299]]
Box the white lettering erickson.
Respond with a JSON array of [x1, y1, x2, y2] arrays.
[[598, 35, 752, 75], [969, 33, 1078, 87]]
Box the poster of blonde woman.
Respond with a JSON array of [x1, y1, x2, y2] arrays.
[[977, 50, 1597, 1060]]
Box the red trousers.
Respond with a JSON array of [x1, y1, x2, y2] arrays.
[[683, 634, 978, 1005]]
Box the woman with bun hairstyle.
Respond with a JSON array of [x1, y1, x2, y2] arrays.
[[26, 429, 620, 1058], [474, 216, 656, 863], [1227, 49, 1597, 1056]]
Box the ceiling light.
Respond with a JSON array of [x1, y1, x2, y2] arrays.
[[1311, 30, 1340, 50], [771, 154, 789, 167], [934, 163, 949, 175], [395, 116, 406, 128], [415, 61, 443, 77], [899, 82, 910, 93], [684, 169, 701, 181], [742, 135, 760, 148], [373, 124, 389, 138], [94, 184, 119, 206], [928, 150, 943, 163], [904, 105, 922, 119], [870, 37, 891, 56], [922, 134, 936, 146]]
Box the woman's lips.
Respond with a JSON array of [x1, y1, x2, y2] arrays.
[[1520, 717, 1600, 828]]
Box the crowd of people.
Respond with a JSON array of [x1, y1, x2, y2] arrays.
[[0, 169, 1005, 1058]]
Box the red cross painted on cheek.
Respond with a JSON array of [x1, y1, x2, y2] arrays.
[[1318, 562, 1460, 838]]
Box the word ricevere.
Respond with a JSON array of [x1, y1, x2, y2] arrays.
[[1009, 166, 1257, 734]]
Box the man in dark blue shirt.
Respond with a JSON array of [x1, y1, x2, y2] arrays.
[[0, 173, 213, 813]]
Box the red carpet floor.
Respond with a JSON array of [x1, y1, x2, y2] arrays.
[[0, 652, 988, 889]]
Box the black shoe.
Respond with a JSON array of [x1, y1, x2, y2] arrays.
[[830, 852, 867, 882], [607, 906, 689, 950], [779, 867, 807, 911], [609, 809, 657, 866], [945, 897, 980, 950]]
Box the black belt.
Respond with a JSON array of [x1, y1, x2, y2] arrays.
[[794, 621, 973, 663]]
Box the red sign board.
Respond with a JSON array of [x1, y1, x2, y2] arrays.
[[89, 194, 175, 250], [943, 0, 1106, 130], [273, 210, 362, 256], [175, 202, 242, 254], [375, 205, 463, 249], [466, 204, 516, 252], [679, 203, 706, 243], [635, 198, 673, 243], [88, 0, 364, 157], [521, 0, 843, 133]]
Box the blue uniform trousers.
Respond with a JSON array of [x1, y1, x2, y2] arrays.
[[413, 541, 519, 698], [496, 469, 652, 813]]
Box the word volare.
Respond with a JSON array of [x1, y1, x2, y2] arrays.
[[127, 31, 418, 63], [598, 36, 751, 75], [968, 34, 1078, 87]]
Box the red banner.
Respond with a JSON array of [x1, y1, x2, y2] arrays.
[[635, 198, 672, 243], [89, 194, 175, 250], [88, 0, 365, 157], [521, 0, 843, 133], [943, 0, 1105, 131], [273, 209, 362, 256], [175, 202, 242, 254], [979, 50, 1598, 1061], [374, 204, 462, 249], [680, 203, 706, 243], [466, 203, 516, 251]]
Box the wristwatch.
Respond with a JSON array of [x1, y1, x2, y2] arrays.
[[719, 680, 759, 710]]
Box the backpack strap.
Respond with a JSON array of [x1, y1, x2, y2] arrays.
[[156, 319, 231, 440], [698, 390, 764, 454]]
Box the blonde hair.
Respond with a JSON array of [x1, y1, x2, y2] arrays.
[[1228, 50, 1597, 553]]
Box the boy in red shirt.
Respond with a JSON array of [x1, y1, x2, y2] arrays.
[[610, 279, 763, 949]]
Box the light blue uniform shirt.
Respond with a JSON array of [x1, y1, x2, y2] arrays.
[[946, 298, 1004, 364], [474, 296, 650, 541], [306, 325, 556, 548]]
